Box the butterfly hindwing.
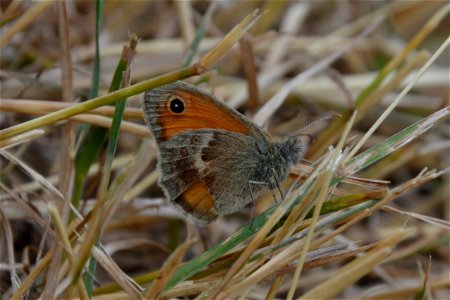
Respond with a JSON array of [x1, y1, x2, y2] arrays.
[[157, 130, 267, 223]]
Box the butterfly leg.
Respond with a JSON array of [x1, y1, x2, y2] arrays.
[[247, 180, 267, 228], [271, 168, 284, 203], [247, 182, 256, 228], [271, 193, 278, 204]]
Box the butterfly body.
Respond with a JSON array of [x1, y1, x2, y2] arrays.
[[143, 81, 303, 223]]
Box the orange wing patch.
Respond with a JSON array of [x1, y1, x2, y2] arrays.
[[173, 181, 218, 223], [158, 90, 250, 141]]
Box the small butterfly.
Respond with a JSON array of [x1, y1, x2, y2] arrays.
[[143, 81, 303, 223]]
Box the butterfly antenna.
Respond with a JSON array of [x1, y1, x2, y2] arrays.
[[291, 114, 341, 138]]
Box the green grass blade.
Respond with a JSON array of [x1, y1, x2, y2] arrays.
[[98, 36, 138, 196], [164, 205, 275, 292], [163, 187, 382, 291], [84, 0, 104, 296], [344, 107, 449, 176], [182, 2, 215, 67], [88, 0, 102, 100]]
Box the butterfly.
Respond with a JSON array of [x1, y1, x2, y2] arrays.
[[143, 81, 303, 223]]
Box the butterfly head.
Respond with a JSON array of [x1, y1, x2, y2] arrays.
[[278, 136, 303, 165], [258, 136, 303, 190]]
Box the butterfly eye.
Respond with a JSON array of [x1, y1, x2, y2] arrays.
[[169, 98, 185, 113]]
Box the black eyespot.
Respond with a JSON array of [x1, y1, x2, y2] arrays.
[[190, 135, 200, 144], [180, 147, 189, 157], [170, 98, 184, 113]]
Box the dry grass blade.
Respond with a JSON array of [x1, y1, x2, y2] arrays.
[[9, 250, 55, 299], [228, 56, 303, 108], [344, 106, 450, 176], [239, 35, 260, 113], [287, 167, 333, 299], [382, 205, 450, 230], [309, 3, 449, 158], [359, 276, 450, 300], [345, 37, 450, 162], [209, 191, 292, 299], [47, 203, 88, 299], [70, 141, 153, 295], [35, 3, 73, 296], [0, 149, 63, 200], [68, 114, 150, 137], [301, 228, 416, 299], [0, 100, 148, 137], [421, 256, 433, 299], [0, 1, 55, 47], [0, 209, 20, 295], [0, 154, 132, 202], [286, 110, 356, 298], [0, 129, 45, 149], [145, 233, 193, 299], [213, 154, 336, 298], [0, 99, 143, 119], [175, 0, 195, 49], [301, 244, 372, 270], [262, 2, 309, 71], [252, 15, 384, 126], [198, 9, 262, 70], [0, 182, 57, 240], [92, 246, 143, 299]]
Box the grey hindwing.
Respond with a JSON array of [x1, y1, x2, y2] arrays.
[[157, 129, 268, 215]]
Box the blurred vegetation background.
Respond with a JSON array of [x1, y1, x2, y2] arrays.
[[0, 1, 449, 299]]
